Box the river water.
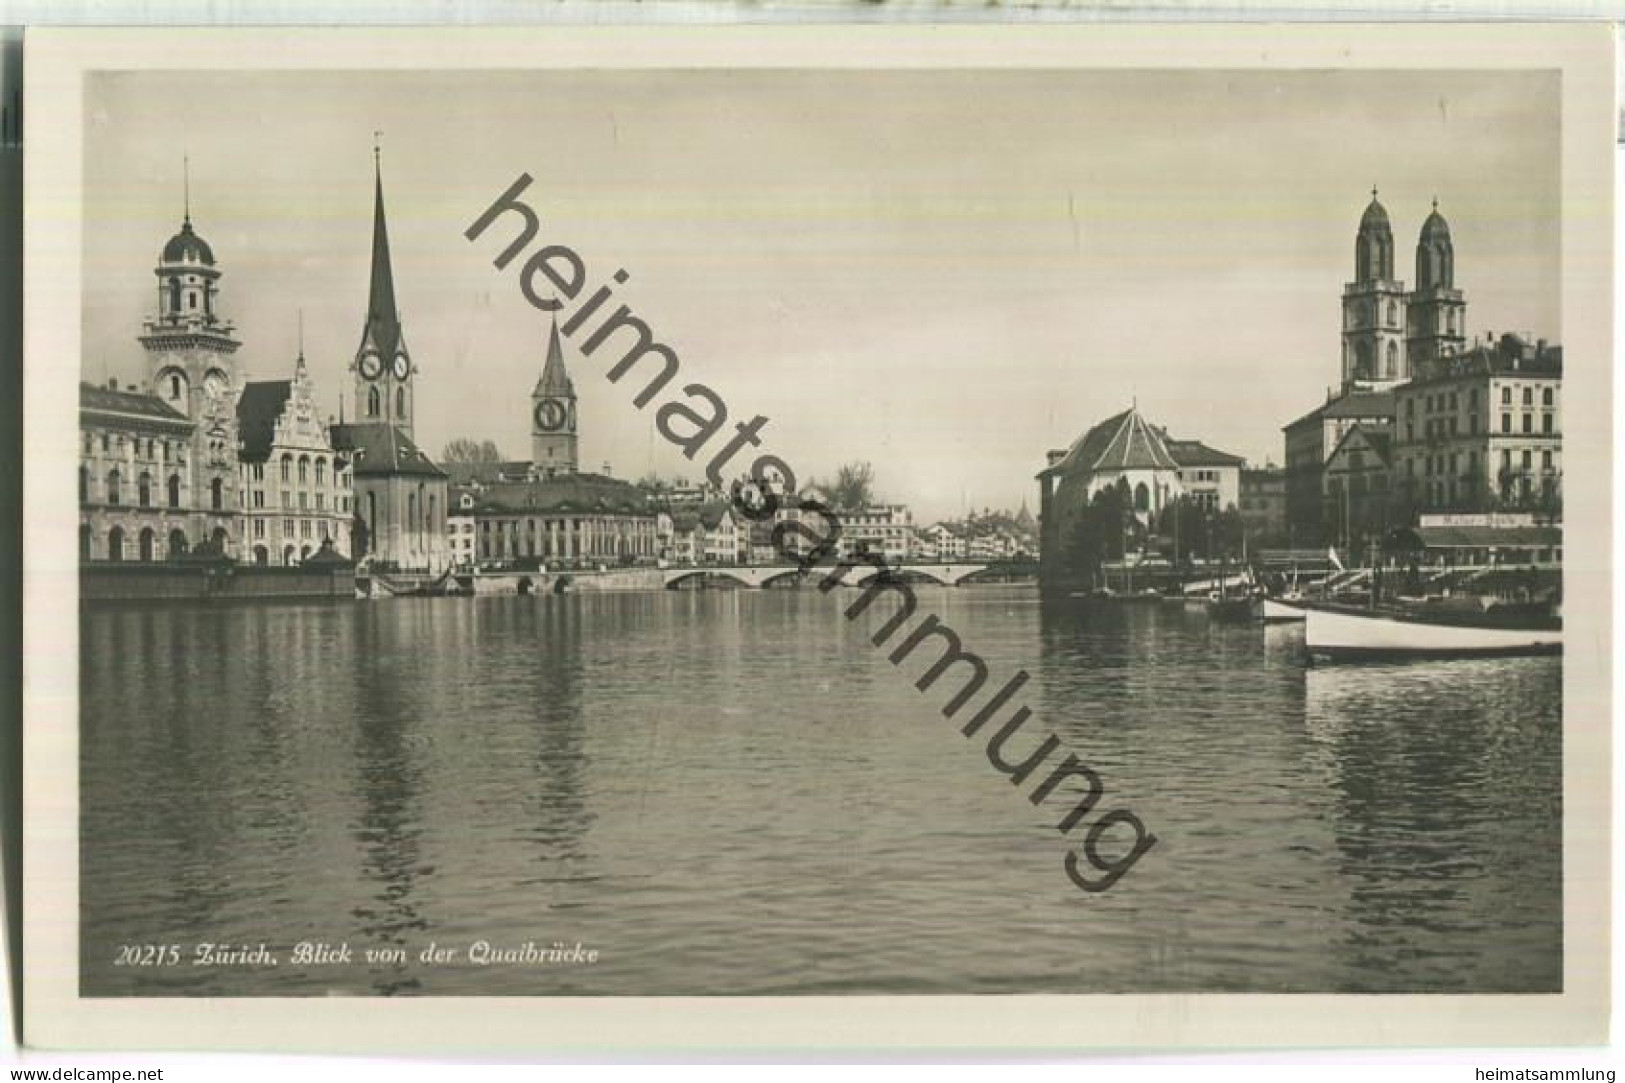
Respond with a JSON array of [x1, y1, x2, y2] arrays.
[[80, 585, 1562, 995]]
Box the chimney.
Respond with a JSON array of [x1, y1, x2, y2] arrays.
[[1046, 448, 1066, 467]]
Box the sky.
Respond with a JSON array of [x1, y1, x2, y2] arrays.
[[82, 69, 1560, 523]]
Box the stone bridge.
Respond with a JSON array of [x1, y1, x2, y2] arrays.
[[662, 562, 993, 590]]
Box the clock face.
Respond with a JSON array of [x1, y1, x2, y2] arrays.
[[534, 398, 568, 432], [392, 355, 410, 381], [359, 354, 384, 381]]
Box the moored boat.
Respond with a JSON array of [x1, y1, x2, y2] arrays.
[[1305, 605, 1561, 663], [1262, 597, 1307, 623]]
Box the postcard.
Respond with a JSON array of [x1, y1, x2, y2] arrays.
[[21, 23, 1613, 1052]]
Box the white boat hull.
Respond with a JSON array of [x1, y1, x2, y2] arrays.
[[1305, 606, 1561, 663], [1262, 598, 1307, 623]]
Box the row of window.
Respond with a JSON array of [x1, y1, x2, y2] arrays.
[[1403, 411, 1557, 442], [80, 467, 225, 511], [249, 455, 350, 488], [249, 489, 349, 513], [248, 517, 334, 541], [1406, 386, 1556, 416], [83, 431, 187, 464], [1405, 448, 1557, 479]]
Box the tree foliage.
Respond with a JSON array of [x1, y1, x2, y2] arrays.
[[817, 461, 878, 512], [441, 437, 504, 463]]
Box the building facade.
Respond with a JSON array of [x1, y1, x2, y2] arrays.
[[1390, 334, 1563, 517], [1238, 467, 1288, 548], [79, 382, 201, 562], [237, 350, 354, 566]]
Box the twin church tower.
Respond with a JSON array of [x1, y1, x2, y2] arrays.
[[1340, 189, 1467, 391]]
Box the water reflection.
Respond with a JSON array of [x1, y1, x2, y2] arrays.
[[81, 589, 1562, 995]]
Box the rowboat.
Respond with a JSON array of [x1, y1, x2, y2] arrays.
[[1304, 605, 1561, 663]]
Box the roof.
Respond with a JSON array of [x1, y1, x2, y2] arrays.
[[80, 382, 193, 429], [1166, 438, 1245, 468], [468, 473, 657, 516], [1419, 205, 1452, 243], [356, 164, 406, 364], [235, 380, 293, 462], [1411, 337, 1562, 385], [160, 218, 215, 266], [1328, 423, 1393, 467], [1359, 195, 1392, 235], [534, 320, 574, 399], [1284, 390, 1395, 432], [1414, 525, 1562, 549], [329, 422, 446, 478], [442, 460, 534, 487], [1041, 407, 1180, 478]]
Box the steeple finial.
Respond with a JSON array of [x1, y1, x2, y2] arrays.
[[1432, 195, 1439, 211], [183, 153, 191, 226], [373, 130, 382, 172], [296, 309, 306, 368], [1371, 184, 1378, 201]]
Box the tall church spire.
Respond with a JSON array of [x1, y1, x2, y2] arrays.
[[352, 137, 415, 437], [360, 142, 403, 362], [531, 317, 579, 476]]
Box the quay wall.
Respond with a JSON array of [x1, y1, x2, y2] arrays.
[[462, 568, 667, 596], [82, 563, 353, 603]]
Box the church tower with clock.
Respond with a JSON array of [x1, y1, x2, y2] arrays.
[[139, 178, 243, 555], [351, 148, 416, 438], [329, 145, 450, 575], [530, 319, 579, 477]]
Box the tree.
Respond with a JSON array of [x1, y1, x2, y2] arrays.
[[442, 437, 504, 463], [817, 461, 878, 512]]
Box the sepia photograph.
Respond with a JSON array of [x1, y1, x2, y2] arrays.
[[22, 24, 1613, 1050]]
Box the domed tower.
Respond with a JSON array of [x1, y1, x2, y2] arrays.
[[1341, 188, 1409, 389], [138, 165, 242, 555], [1405, 199, 1467, 371]]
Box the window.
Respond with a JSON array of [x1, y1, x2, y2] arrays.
[[1522, 450, 1533, 470], [298, 456, 309, 484], [1542, 450, 1553, 471], [301, 520, 312, 539], [315, 459, 326, 486], [284, 518, 294, 538], [1542, 388, 1554, 407], [253, 490, 265, 509], [1542, 414, 1553, 435], [1522, 414, 1533, 434], [167, 473, 181, 508], [78, 466, 89, 502], [253, 519, 265, 539], [1501, 414, 1512, 434], [101, 433, 109, 452], [211, 477, 224, 511], [137, 472, 151, 508], [367, 387, 380, 417], [281, 492, 291, 509], [1501, 449, 1512, 471], [316, 493, 324, 511], [1502, 387, 1512, 405], [396, 387, 406, 418], [298, 492, 308, 511], [280, 454, 292, 483], [1522, 388, 1533, 406], [106, 468, 121, 506], [107, 526, 124, 562], [1469, 415, 1479, 435], [253, 463, 264, 481]]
